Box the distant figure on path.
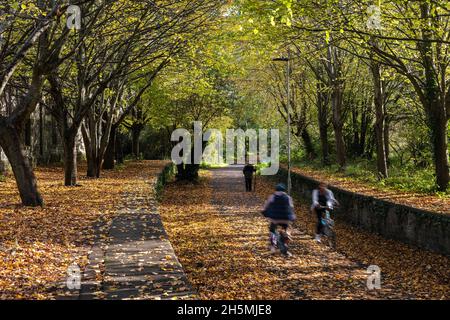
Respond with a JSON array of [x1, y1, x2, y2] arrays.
[[243, 163, 256, 192]]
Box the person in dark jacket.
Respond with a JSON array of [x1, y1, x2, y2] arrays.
[[243, 163, 256, 192], [262, 183, 296, 255]]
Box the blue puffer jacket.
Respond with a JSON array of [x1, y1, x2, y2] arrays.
[[263, 192, 296, 221]]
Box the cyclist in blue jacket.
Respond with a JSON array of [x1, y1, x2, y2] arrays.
[[262, 183, 296, 255]]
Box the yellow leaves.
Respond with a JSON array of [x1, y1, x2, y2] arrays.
[[325, 30, 331, 44], [285, 17, 292, 27], [0, 161, 169, 299], [257, 172, 450, 299], [160, 167, 450, 300], [270, 16, 276, 27], [18, 2, 40, 17], [159, 171, 289, 300]]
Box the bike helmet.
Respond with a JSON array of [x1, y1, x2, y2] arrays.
[[275, 183, 287, 192]]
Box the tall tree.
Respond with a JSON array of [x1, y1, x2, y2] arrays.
[[0, 1, 73, 205]]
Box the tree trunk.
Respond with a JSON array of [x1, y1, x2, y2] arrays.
[[63, 131, 78, 186], [429, 110, 449, 191], [95, 156, 102, 178], [317, 82, 329, 165], [419, 2, 449, 191], [81, 125, 97, 178], [39, 103, 44, 160], [300, 128, 316, 159], [177, 163, 200, 181], [351, 109, 360, 156], [327, 44, 346, 170], [424, 98, 450, 191], [103, 127, 116, 170], [384, 116, 390, 165], [131, 126, 142, 159], [319, 124, 329, 165], [86, 152, 97, 178], [176, 163, 186, 180], [176, 146, 200, 181], [331, 86, 346, 170], [0, 122, 43, 206], [371, 60, 388, 178], [116, 132, 124, 164], [360, 103, 371, 157], [24, 119, 32, 147], [0, 15, 48, 206], [365, 128, 375, 160], [185, 163, 200, 180]]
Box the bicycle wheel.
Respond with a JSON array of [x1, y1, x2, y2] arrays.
[[270, 232, 278, 248], [328, 230, 336, 249], [278, 234, 288, 255]]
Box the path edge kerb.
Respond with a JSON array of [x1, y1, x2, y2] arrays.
[[153, 161, 198, 298], [154, 162, 177, 200], [66, 161, 196, 300]]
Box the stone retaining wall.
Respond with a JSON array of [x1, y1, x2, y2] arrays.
[[271, 168, 450, 256]]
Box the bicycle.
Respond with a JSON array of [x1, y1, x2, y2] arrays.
[[269, 222, 292, 256], [318, 206, 336, 249]]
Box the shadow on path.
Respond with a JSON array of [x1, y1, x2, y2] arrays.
[[63, 173, 195, 300], [208, 165, 406, 299]]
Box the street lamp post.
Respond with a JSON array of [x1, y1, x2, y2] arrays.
[[272, 49, 292, 195]]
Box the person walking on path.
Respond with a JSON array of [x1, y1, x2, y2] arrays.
[[243, 163, 256, 192]]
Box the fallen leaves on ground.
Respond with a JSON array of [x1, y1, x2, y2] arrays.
[[160, 167, 449, 300], [256, 175, 450, 299], [160, 168, 414, 300], [0, 160, 168, 299], [159, 171, 291, 300]]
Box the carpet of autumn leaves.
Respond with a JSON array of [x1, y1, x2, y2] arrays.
[[159, 171, 291, 300], [2, 161, 448, 300], [257, 176, 450, 299], [289, 165, 450, 215], [160, 169, 374, 299], [160, 167, 449, 300], [0, 160, 168, 299]]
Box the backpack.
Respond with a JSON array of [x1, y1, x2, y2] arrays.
[[263, 193, 295, 221]]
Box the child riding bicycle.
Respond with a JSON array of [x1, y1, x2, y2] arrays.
[[262, 183, 296, 256]]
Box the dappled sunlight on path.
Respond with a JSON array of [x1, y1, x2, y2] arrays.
[[160, 165, 425, 299]]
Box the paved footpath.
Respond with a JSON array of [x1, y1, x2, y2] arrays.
[[72, 174, 195, 300], [209, 165, 408, 299], [61, 165, 420, 300]]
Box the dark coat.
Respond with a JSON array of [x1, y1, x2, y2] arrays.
[[263, 192, 295, 221], [243, 164, 256, 178]]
